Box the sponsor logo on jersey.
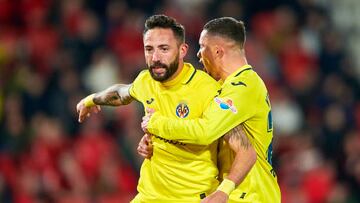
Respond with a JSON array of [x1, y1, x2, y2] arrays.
[[153, 134, 186, 146], [146, 98, 154, 104], [175, 103, 189, 118], [214, 97, 237, 113]]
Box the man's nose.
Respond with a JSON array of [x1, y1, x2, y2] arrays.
[[196, 50, 201, 59], [152, 50, 161, 62]]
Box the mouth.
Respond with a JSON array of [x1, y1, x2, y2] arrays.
[[151, 66, 166, 75]]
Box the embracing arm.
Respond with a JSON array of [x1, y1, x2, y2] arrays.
[[145, 82, 255, 145], [146, 109, 243, 145], [202, 124, 256, 202], [146, 93, 253, 145], [77, 84, 133, 122], [223, 124, 257, 185]]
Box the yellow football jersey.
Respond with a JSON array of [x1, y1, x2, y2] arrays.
[[147, 64, 281, 202], [129, 63, 221, 202]]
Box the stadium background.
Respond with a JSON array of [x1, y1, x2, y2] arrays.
[[1, 0, 360, 202]]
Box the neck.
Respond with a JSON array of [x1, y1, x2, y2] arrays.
[[164, 61, 184, 82], [219, 50, 248, 80]]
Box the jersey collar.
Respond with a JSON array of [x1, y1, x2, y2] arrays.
[[224, 64, 252, 83], [162, 63, 196, 87]]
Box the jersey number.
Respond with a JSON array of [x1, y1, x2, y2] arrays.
[[267, 110, 273, 132], [267, 141, 273, 166]]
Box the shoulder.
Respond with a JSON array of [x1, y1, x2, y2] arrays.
[[130, 69, 151, 97], [226, 68, 262, 90], [196, 69, 214, 81], [192, 69, 220, 89], [223, 69, 268, 104], [133, 69, 152, 85], [135, 69, 150, 80], [193, 70, 221, 92], [220, 70, 253, 99]]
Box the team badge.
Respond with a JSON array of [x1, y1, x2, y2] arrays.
[[176, 103, 189, 118], [214, 97, 237, 113]]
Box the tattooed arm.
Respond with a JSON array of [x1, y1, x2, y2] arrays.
[[224, 124, 257, 185], [93, 84, 133, 106], [76, 84, 133, 122], [202, 124, 256, 203]]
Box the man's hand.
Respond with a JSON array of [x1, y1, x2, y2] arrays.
[[141, 108, 155, 133], [76, 97, 101, 123], [201, 191, 228, 203], [137, 133, 153, 159]]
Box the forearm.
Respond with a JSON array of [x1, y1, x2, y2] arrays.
[[147, 108, 247, 145], [217, 124, 257, 195], [226, 145, 257, 185], [147, 114, 219, 145], [93, 84, 133, 106]]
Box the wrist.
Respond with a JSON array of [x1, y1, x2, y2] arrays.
[[84, 94, 96, 107], [217, 178, 235, 195]]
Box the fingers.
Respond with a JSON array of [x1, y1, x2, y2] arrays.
[[146, 107, 155, 114], [77, 103, 101, 123], [76, 100, 84, 113], [95, 105, 101, 113], [78, 108, 92, 123], [137, 134, 153, 159], [137, 145, 153, 159], [143, 133, 152, 145], [137, 144, 153, 159], [141, 108, 155, 132], [141, 114, 151, 133], [141, 120, 148, 133], [78, 108, 88, 123]]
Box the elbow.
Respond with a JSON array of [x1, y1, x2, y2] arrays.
[[249, 147, 257, 167]]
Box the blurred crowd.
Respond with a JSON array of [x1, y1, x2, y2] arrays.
[[0, 0, 359, 202]]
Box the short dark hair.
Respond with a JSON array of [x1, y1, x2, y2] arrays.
[[144, 14, 185, 44], [204, 17, 246, 48]]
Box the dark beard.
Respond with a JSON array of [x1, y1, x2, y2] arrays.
[[148, 55, 179, 82]]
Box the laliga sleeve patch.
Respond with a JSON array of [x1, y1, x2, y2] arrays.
[[214, 97, 237, 114]]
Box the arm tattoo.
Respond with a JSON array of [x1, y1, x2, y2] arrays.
[[93, 84, 133, 106], [224, 124, 252, 150]]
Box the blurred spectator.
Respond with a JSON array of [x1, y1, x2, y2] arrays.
[[272, 87, 304, 135], [82, 49, 120, 92]]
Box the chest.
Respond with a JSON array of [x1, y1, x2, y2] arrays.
[[139, 85, 205, 119]]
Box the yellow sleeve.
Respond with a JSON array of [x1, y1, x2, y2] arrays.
[[129, 70, 147, 101], [147, 82, 257, 145]]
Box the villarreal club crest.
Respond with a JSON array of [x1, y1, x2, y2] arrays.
[[175, 103, 189, 118]]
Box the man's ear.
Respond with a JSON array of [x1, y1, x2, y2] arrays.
[[179, 43, 189, 59], [215, 45, 224, 59]]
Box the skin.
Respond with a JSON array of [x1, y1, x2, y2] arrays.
[[191, 30, 257, 202], [192, 30, 257, 202], [76, 27, 189, 159], [76, 28, 189, 123], [142, 30, 257, 202], [77, 24, 256, 202], [143, 28, 188, 82]]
